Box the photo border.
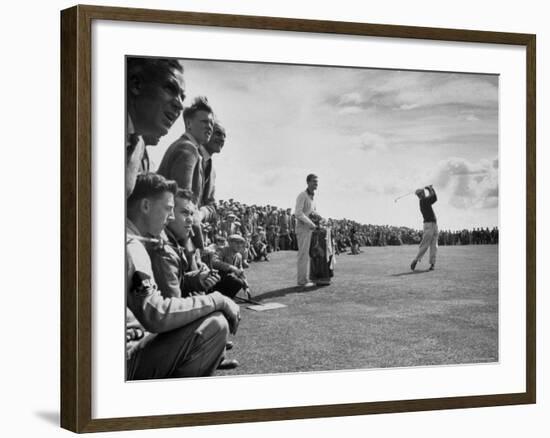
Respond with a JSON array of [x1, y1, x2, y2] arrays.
[[60, 4, 536, 433]]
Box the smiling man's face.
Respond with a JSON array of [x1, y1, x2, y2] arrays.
[[205, 122, 226, 154], [131, 65, 185, 138]]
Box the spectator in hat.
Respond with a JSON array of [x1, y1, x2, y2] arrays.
[[252, 227, 269, 261], [221, 213, 240, 237], [209, 234, 250, 299]]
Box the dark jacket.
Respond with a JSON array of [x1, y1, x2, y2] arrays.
[[157, 133, 216, 221], [146, 229, 205, 298]]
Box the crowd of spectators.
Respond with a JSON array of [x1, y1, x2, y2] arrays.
[[437, 227, 499, 246], [203, 199, 499, 259]]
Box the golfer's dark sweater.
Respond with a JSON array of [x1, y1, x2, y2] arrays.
[[420, 192, 437, 223]]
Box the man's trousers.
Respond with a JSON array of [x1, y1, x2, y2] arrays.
[[414, 222, 439, 265], [296, 227, 313, 285], [126, 312, 228, 380]]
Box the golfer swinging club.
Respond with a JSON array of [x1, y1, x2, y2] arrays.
[[410, 185, 439, 271]]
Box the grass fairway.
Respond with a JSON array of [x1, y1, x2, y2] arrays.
[[219, 245, 498, 376]]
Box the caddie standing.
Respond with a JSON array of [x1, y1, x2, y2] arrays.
[[294, 174, 319, 287]]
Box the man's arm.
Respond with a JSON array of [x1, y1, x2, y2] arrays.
[[199, 204, 217, 223], [129, 282, 239, 334], [161, 142, 199, 192], [148, 244, 218, 296], [126, 136, 145, 198], [127, 239, 240, 334], [210, 248, 241, 274], [426, 185, 437, 203], [148, 247, 183, 299], [181, 269, 205, 293], [199, 167, 217, 222]]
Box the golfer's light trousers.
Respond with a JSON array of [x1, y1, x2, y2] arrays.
[[296, 227, 313, 285], [414, 221, 439, 265]]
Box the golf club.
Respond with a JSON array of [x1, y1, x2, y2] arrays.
[[394, 191, 414, 203], [394, 184, 433, 203]]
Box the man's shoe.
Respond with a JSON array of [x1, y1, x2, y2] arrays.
[[410, 260, 417, 271], [218, 358, 239, 370], [299, 281, 315, 288], [225, 341, 234, 351], [429, 264, 435, 271]]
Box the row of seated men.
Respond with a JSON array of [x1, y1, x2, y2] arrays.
[[126, 175, 249, 379]]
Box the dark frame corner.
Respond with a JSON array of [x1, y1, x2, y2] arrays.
[[60, 4, 536, 433]]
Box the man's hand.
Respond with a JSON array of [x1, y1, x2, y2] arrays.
[[126, 327, 144, 342], [231, 266, 244, 277], [221, 296, 241, 335], [199, 270, 221, 291]]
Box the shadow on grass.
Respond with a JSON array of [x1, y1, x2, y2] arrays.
[[390, 269, 432, 277], [254, 285, 325, 301]]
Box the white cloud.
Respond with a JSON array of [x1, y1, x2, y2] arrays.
[[338, 72, 498, 112], [481, 197, 498, 209], [338, 92, 364, 106], [382, 184, 401, 195], [399, 103, 421, 110], [359, 131, 387, 153], [338, 106, 363, 115], [432, 157, 498, 210], [396, 77, 498, 109]]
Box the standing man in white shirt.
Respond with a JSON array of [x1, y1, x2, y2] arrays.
[[294, 174, 319, 287]]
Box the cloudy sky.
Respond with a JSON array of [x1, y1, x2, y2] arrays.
[[148, 59, 499, 230]]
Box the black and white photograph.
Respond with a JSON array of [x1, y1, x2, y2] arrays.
[[125, 56, 499, 380], [3, 0, 542, 435]]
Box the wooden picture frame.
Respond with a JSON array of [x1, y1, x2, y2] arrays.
[[60, 4, 536, 433]]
